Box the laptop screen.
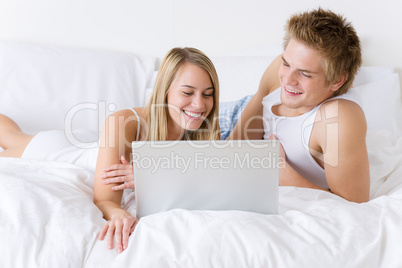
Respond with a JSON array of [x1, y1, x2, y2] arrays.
[[132, 140, 279, 218]]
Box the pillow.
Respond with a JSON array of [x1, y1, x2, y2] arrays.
[[219, 44, 284, 57], [343, 73, 402, 137], [353, 66, 395, 87], [219, 95, 252, 140], [0, 41, 157, 135], [212, 56, 276, 102]]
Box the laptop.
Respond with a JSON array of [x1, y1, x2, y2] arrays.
[[132, 139, 279, 218]]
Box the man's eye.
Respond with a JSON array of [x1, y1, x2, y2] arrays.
[[301, 72, 312, 78]]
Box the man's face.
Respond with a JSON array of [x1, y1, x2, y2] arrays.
[[278, 39, 340, 116]]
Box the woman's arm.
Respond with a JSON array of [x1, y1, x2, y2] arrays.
[[101, 155, 134, 191], [93, 109, 140, 253]]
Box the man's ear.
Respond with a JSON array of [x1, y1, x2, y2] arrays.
[[330, 74, 348, 92]]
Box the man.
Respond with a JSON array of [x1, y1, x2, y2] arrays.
[[228, 8, 370, 203]]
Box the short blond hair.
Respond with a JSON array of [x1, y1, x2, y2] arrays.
[[284, 8, 362, 96], [146, 47, 220, 141]]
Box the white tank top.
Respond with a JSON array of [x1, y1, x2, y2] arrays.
[[262, 88, 350, 189]]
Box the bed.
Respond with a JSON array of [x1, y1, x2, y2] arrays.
[[1, 39, 402, 268]]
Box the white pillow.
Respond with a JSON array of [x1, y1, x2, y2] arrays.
[[0, 41, 157, 135], [353, 66, 395, 87], [220, 44, 284, 57], [343, 73, 402, 137], [212, 55, 276, 102]]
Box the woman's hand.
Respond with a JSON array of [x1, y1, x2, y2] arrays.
[[98, 213, 139, 253], [101, 155, 134, 190]]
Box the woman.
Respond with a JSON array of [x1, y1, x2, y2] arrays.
[[0, 47, 221, 253], [94, 47, 220, 253]]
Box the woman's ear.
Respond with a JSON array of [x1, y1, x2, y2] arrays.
[[330, 74, 348, 92]]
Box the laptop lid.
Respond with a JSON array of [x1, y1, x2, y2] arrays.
[[132, 139, 279, 218]]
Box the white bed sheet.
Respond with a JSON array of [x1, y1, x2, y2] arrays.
[[0, 160, 104, 267], [1, 129, 402, 268]]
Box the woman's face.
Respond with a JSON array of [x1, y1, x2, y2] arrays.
[[166, 63, 214, 132]]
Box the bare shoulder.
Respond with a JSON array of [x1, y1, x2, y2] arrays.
[[105, 107, 146, 136], [320, 98, 365, 121], [109, 107, 146, 124], [110, 107, 145, 118], [318, 98, 367, 135]]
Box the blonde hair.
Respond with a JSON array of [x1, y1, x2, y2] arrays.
[[283, 8, 362, 96], [146, 47, 220, 141]]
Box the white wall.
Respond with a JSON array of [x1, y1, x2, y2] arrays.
[[0, 0, 401, 77]]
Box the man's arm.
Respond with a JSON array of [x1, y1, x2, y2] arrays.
[[290, 99, 369, 202], [268, 134, 332, 192], [227, 55, 282, 140], [319, 99, 370, 202], [273, 99, 370, 203]]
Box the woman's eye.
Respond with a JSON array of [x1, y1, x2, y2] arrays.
[[182, 91, 192, 96], [203, 93, 213, 97]]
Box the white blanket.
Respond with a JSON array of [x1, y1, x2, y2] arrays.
[[1, 130, 402, 268], [0, 160, 104, 267]]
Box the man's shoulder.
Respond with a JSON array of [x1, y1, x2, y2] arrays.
[[311, 98, 367, 154], [319, 98, 364, 119], [316, 98, 366, 131]]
